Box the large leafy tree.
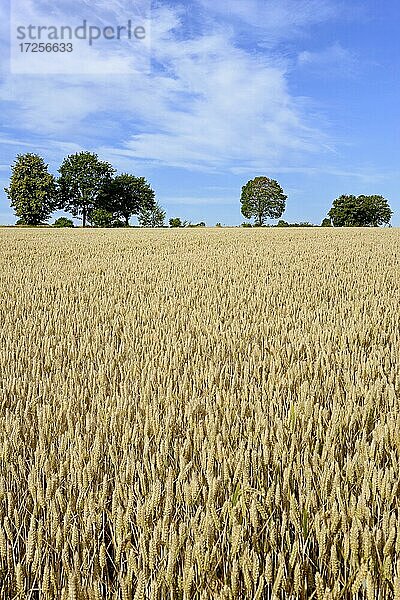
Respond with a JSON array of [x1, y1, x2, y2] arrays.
[[240, 177, 286, 226], [138, 202, 166, 227], [100, 174, 155, 226], [5, 153, 56, 225], [358, 195, 393, 226], [328, 195, 361, 227], [57, 152, 115, 227], [328, 194, 392, 227]]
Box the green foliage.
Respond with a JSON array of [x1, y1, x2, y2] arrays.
[[5, 153, 56, 225], [111, 219, 126, 228], [215, 223, 222, 228], [240, 177, 286, 226], [328, 194, 393, 227], [138, 202, 166, 227], [241, 222, 252, 228], [54, 217, 74, 228], [89, 208, 114, 228], [187, 222, 206, 227], [57, 152, 115, 227], [169, 217, 183, 227], [321, 217, 332, 227], [276, 220, 315, 227], [100, 174, 155, 226]]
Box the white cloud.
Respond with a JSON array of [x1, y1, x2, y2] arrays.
[[197, 0, 340, 39], [0, 2, 333, 172], [298, 43, 358, 75], [9, 0, 151, 75], [96, 6, 328, 171]]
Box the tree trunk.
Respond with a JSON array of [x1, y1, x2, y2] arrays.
[[83, 207, 86, 228], [125, 214, 129, 227]]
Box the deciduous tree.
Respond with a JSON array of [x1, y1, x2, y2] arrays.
[[240, 177, 286, 226], [328, 194, 392, 227], [57, 152, 115, 227], [138, 202, 166, 227], [100, 174, 155, 226], [5, 153, 56, 225]]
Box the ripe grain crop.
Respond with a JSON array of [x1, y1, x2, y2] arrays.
[[0, 227, 400, 599]]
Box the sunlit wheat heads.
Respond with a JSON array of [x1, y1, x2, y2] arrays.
[[0, 227, 399, 599]]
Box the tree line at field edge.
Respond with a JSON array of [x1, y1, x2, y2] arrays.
[[4, 153, 394, 228]]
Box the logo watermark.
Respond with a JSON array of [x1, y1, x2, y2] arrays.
[[10, 0, 151, 75], [16, 21, 147, 47]]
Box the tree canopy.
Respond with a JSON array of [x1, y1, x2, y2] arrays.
[[89, 208, 114, 228], [328, 195, 392, 227], [54, 217, 74, 228], [5, 153, 56, 225], [240, 177, 286, 226], [100, 174, 155, 226], [5, 151, 396, 229], [57, 152, 115, 227], [138, 203, 166, 227], [169, 217, 184, 228]]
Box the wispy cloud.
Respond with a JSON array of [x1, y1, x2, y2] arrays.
[[197, 0, 341, 41], [0, 2, 335, 173], [9, 0, 151, 74], [298, 42, 358, 76], [96, 5, 331, 171], [230, 165, 400, 185]]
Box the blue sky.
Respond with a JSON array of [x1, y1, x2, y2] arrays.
[[0, 0, 399, 225]]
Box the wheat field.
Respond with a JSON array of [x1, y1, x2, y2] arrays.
[[0, 227, 399, 599]]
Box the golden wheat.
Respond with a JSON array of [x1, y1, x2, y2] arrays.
[[0, 227, 399, 598]]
